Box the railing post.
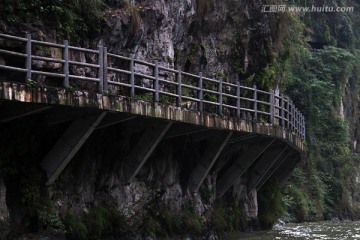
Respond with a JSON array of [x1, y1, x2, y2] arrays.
[[293, 106, 296, 132], [198, 72, 203, 112], [25, 33, 32, 81], [298, 110, 301, 135], [298, 115, 303, 137], [281, 95, 285, 127], [303, 117, 306, 139], [294, 108, 298, 133], [130, 54, 135, 98], [270, 89, 275, 124], [290, 101, 294, 131], [289, 101, 292, 131], [300, 115, 303, 137], [103, 47, 108, 92], [297, 109, 300, 135], [154, 60, 159, 103], [253, 85, 258, 120], [286, 98, 290, 129], [63, 40, 69, 88], [294, 107, 297, 133], [236, 80, 240, 118], [177, 67, 182, 107], [303, 116, 306, 139], [98, 46, 104, 92], [298, 110, 302, 135], [218, 78, 223, 115]]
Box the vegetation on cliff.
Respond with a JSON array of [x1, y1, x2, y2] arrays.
[[277, 0, 360, 222], [0, 0, 104, 42]]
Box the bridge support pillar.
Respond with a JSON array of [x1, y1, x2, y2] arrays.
[[256, 150, 294, 190], [189, 131, 233, 193], [0, 103, 52, 123], [96, 114, 137, 130], [41, 112, 107, 185], [216, 139, 275, 198], [121, 121, 173, 184], [247, 145, 289, 190]]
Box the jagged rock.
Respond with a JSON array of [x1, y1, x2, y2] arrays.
[[0, 178, 10, 239], [245, 188, 258, 219], [273, 219, 286, 230]]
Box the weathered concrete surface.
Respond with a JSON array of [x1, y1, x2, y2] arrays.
[[0, 82, 305, 152]]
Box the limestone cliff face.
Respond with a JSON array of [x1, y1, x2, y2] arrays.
[[100, 0, 272, 83], [342, 83, 359, 152]]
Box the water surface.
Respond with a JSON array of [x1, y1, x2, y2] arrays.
[[223, 221, 360, 240]]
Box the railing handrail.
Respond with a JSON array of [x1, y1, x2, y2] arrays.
[[0, 32, 306, 139]]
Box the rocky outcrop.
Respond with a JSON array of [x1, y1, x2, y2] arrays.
[[0, 178, 10, 238], [0, 178, 9, 221], [100, 0, 272, 84]]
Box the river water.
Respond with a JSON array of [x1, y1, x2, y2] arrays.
[[223, 221, 360, 240]]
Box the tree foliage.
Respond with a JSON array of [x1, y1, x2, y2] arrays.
[[280, 0, 360, 221], [0, 0, 105, 42]]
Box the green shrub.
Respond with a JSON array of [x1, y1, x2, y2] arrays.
[[226, 205, 246, 231], [200, 186, 213, 204], [144, 208, 205, 237], [258, 179, 285, 229], [0, 0, 104, 42], [210, 206, 227, 231], [134, 93, 153, 102], [181, 209, 204, 234], [83, 206, 111, 239], [38, 205, 65, 232], [64, 214, 88, 240], [159, 210, 182, 235], [144, 215, 163, 237], [283, 184, 309, 222], [109, 211, 130, 234], [63, 206, 129, 239]]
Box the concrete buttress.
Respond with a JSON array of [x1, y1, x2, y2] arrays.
[[41, 112, 107, 185]]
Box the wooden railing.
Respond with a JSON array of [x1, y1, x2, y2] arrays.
[[0, 33, 305, 139]]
